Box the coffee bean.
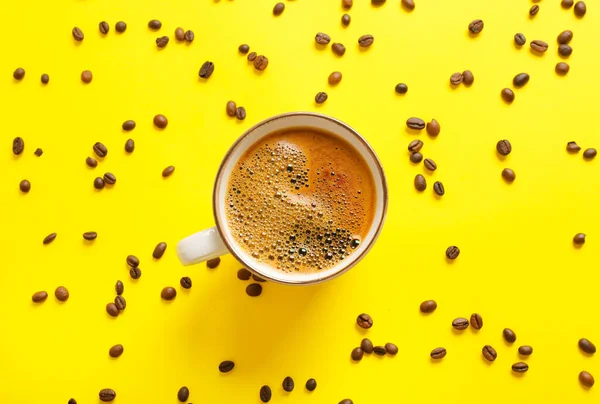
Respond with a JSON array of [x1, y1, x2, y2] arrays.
[[273, 2, 285, 15], [129, 267, 141, 279], [260, 385, 272, 403], [43, 233, 57, 244], [99, 21, 109, 34], [497, 139, 512, 156], [20, 180, 31, 193], [103, 173, 116, 185], [410, 152, 423, 163], [93, 142, 108, 158], [148, 20, 162, 30], [154, 114, 168, 128], [247, 52, 257, 61], [361, 338, 374, 353], [579, 371, 595, 387], [328, 71, 342, 85], [530, 40, 548, 53], [339, 400, 353, 404], [351, 347, 364, 361], [342, 14, 351, 26], [512, 362, 528, 373], [452, 317, 469, 330], [358, 34, 374, 47], [469, 19, 484, 34], [430, 347, 447, 359], [175, 28, 185, 41], [254, 55, 269, 71], [470, 313, 483, 330], [114, 295, 126, 311], [305, 378, 317, 391], [579, 338, 596, 354], [462, 70, 474, 85], [530, 5, 539, 16], [99, 389, 116, 402], [207, 257, 221, 269], [556, 62, 570, 75], [156, 36, 169, 48], [420, 300, 437, 313], [86, 157, 98, 168], [32, 291, 48, 303], [450, 72, 463, 85], [280, 376, 295, 392], [219, 360, 235, 373], [162, 166, 175, 177], [127, 255, 139, 267], [583, 148, 597, 159], [106, 302, 119, 317], [385, 343, 398, 355], [518, 345, 533, 356], [433, 181, 444, 196], [559, 44, 573, 57], [69, 398, 77, 403], [236, 107, 246, 120], [253, 275, 267, 283], [501, 88, 515, 103], [373, 346, 387, 356], [315, 32, 331, 45], [41, 74, 49, 84], [482, 345, 497, 361], [226, 101, 237, 117], [332, 43, 346, 56], [122, 120, 136, 131], [34, 148, 43, 156], [246, 283, 263, 297], [424, 158, 437, 172], [574, 1, 586, 17], [153, 242, 167, 259], [562, 0, 574, 8], [115, 280, 124, 295], [180, 276, 192, 289], [55, 286, 69, 302], [72, 27, 84, 41], [402, 0, 415, 10], [356, 313, 373, 329], [178, 386, 189, 402], [161, 287, 177, 301], [573, 233, 586, 245], [514, 33, 526, 46], [315, 92, 328, 104], [83, 231, 97, 240], [513, 73, 530, 87], [343, 0, 353, 9], [183, 30, 194, 43], [81, 70, 93, 83], [503, 328, 517, 343], [12, 137, 24, 155], [13, 68, 25, 80], [502, 168, 516, 182], [125, 139, 135, 153], [109, 344, 124, 358], [408, 139, 424, 153], [557, 30, 573, 44], [406, 117, 425, 130], [239, 44, 250, 53], [199, 61, 215, 78], [395, 83, 408, 94], [94, 177, 105, 190], [237, 269, 252, 281], [116, 21, 127, 33]]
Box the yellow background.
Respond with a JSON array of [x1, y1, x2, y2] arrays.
[[1, 0, 599, 403]]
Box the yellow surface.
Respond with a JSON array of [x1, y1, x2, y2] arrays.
[[1, 0, 599, 403]]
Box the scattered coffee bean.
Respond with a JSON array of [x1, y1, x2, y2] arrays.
[[148, 20, 162, 30], [410, 152, 423, 163], [162, 166, 175, 177], [32, 291, 48, 303], [127, 255, 139, 267], [518, 345, 533, 356], [332, 43, 346, 56], [199, 61, 215, 78], [562, 0, 574, 8], [99, 21, 109, 34], [13, 68, 25, 81], [530, 40, 548, 53], [81, 70, 93, 83], [184, 30, 194, 43], [83, 231, 97, 240], [180, 276, 192, 289], [43, 233, 57, 245], [567, 141, 581, 153], [530, 5, 539, 16], [125, 139, 135, 153], [559, 44, 573, 57], [579, 371, 595, 387], [358, 34, 374, 47], [315, 92, 328, 104], [402, 0, 415, 10], [556, 62, 570, 75], [94, 177, 105, 190], [328, 71, 342, 85], [450, 72, 463, 85], [161, 287, 177, 301], [420, 300, 437, 313], [282, 376, 294, 392], [361, 338, 374, 354], [86, 157, 98, 167], [433, 181, 444, 196], [574, 1, 586, 17], [579, 338, 596, 354], [122, 120, 136, 131], [207, 257, 221, 269], [129, 267, 142, 279], [445, 246, 460, 260], [373, 346, 387, 356], [238, 44, 250, 54], [41, 74, 49, 84], [462, 70, 474, 85], [156, 36, 169, 48], [406, 117, 425, 130], [351, 347, 364, 361], [452, 317, 469, 330], [342, 14, 351, 26], [414, 175, 427, 191], [395, 83, 408, 94], [424, 158, 437, 172], [501, 88, 515, 103], [115, 21, 127, 33], [343, 0, 353, 9], [573, 233, 586, 245], [385, 343, 398, 355], [103, 173, 116, 185], [469, 19, 484, 34], [254, 55, 269, 71], [114, 295, 126, 311], [513, 73, 530, 87], [503, 328, 517, 343], [514, 33, 526, 46], [558, 30, 573, 45], [306, 378, 317, 391], [260, 385, 272, 403], [234, 106, 246, 120], [470, 313, 483, 330], [425, 121, 440, 138], [315, 32, 331, 45], [408, 139, 424, 153], [482, 345, 497, 361], [502, 168, 516, 182], [583, 148, 597, 159], [357, 313, 373, 329], [246, 283, 263, 297], [99, 389, 116, 402], [115, 280, 124, 295], [34, 148, 43, 156], [72, 27, 84, 41], [247, 52, 257, 61], [178, 386, 189, 402], [226, 101, 237, 117], [19, 180, 31, 193], [273, 2, 285, 15], [253, 275, 267, 282], [55, 286, 69, 302], [109, 344, 124, 358], [154, 114, 168, 128], [237, 269, 252, 280], [153, 242, 167, 259], [497, 140, 512, 156], [93, 142, 108, 158], [175, 28, 185, 41], [512, 362, 528, 373], [431, 347, 447, 359], [106, 302, 119, 317], [219, 360, 235, 373], [13, 137, 25, 154]]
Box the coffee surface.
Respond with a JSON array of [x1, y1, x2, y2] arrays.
[[225, 128, 376, 273]]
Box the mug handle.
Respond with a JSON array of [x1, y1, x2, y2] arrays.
[[177, 227, 229, 266]]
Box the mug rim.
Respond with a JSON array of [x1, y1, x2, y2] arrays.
[[212, 111, 388, 285]]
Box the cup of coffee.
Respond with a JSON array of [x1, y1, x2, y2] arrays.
[[177, 112, 387, 285]]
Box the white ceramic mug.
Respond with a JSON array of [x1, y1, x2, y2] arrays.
[[177, 112, 388, 285]]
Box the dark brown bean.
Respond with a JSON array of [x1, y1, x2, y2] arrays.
[[514, 33, 526, 46], [583, 148, 597, 159], [414, 174, 427, 191], [13, 137, 25, 154], [306, 378, 317, 391], [235, 106, 246, 120], [13, 68, 25, 80], [361, 338, 373, 354], [433, 181, 444, 196], [34, 148, 43, 156], [94, 177, 105, 190], [125, 139, 135, 153], [502, 168, 516, 182], [530, 5, 539, 16], [148, 20, 162, 30], [32, 291, 48, 303], [273, 2, 285, 15], [482, 345, 497, 361], [315, 32, 331, 45], [282, 376, 294, 392], [103, 173, 116, 185], [559, 44, 573, 57], [573, 233, 586, 245], [184, 30, 194, 43], [501, 88, 515, 103], [512, 362, 529, 373], [247, 52, 257, 61], [408, 139, 424, 153], [315, 92, 328, 104], [153, 242, 167, 259], [427, 119, 441, 136], [99, 389, 116, 402], [450, 72, 463, 85], [420, 300, 437, 313], [109, 344, 124, 358], [219, 360, 235, 373], [19, 180, 31, 193], [574, 1, 587, 17], [410, 152, 423, 164], [556, 62, 570, 75], [161, 287, 177, 301], [558, 30, 573, 44], [518, 345, 533, 356], [424, 158, 437, 172], [358, 34, 374, 47], [373, 346, 387, 356], [341, 14, 351, 26], [406, 117, 425, 130], [127, 255, 139, 267], [114, 295, 126, 311], [83, 231, 97, 240], [237, 268, 252, 280], [93, 142, 107, 158], [503, 328, 517, 343], [462, 70, 474, 85], [470, 313, 483, 330], [339, 399, 354, 404], [260, 385, 272, 403], [254, 56, 269, 71], [579, 338, 596, 354], [115, 280, 124, 295], [343, 0, 353, 9], [395, 83, 408, 94], [530, 40, 548, 53], [81, 70, 93, 83], [178, 386, 189, 402], [115, 21, 127, 33], [106, 302, 119, 317], [452, 317, 469, 330], [226, 101, 237, 117], [199, 61, 215, 78], [43, 233, 57, 245], [431, 347, 447, 359], [41, 74, 49, 84], [72, 27, 84, 41], [562, 0, 574, 8], [175, 28, 185, 41], [468, 19, 484, 34], [122, 120, 136, 131], [55, 286, 69, 302], [402, 0, 415, 10], [328, 71, 342, 85], [156, 36, 169, 48], [513, 73, 530, 87], [246, 283, 263, 297], [351, 347, 363, 361], [579, 371, 595, 387], [567, 141, 581, 153], [238, 44, 250, 54], [497, 140, 512, 156], [357, 313, 373, 329], [99, 21, 110, 34], [385, 343, 398, 355], [129, 267, 142, 279], [86, 157, 98, 167], [162, 166, 175, 177], [207, 257, 221, 269], [180, 276, 192, 289], [332, 43, 346, 56], [154, 114, 168, 128], [252, 274, 266, 282]]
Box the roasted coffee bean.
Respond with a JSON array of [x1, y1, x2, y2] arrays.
[[81, 70, 93, 83], [161, 287, 177, 301], [127, 255, 139, 267], [260, 385, 272, 403], [414, 174, 427, 191], [43, 233, 57, 245], [433, 181, 444, 196], [361, 338, 374, 354], [583, 148, 597, 159], [153, 242, 167, 259], [462, 70, 474, 85], [574, 1, 587, 17], [99, 389, 116, 402], [558, 30, 573, 45], [129, 267, 142, 279], [115, 21, 127, 33], [342, 14, 351, 26], [482, 345, 497, 361], [115, 280, 124, 295], [184, 30, 195, 42], [106, 303, 119, 317], [154, 114, 168, 128], [55, 286, 69, 302], [424, 158, 437, 172], [579, 338, 596, 354], [237, 268, 252, 280], [402, 0, 415, 10], [156, 36, 169, 48], [332, 43, 346, 56], [315, 32, 331, 45], [358, 34, 374, 47], [385, 343, 398, 355], [410, 152, 423, 163], [86, 157, 98, 168], [357, 313, 373, 329], [93, 142, 108, 158], [282, 376, 294, 392], [125, 139, 135, 153], [503, 328, 517, 343], [103, 173, 116, 185], [343, 0, 353, 8], [19, 180, 31, 193], [175, 28, 185, 41], [450, 72, 463, 85], [567, 141, 581, 153], [199, 61, 215, 78], [122, 120, 136, 131], [246, 283, 263, 297], [94, 177, 105, 189], [254, 55, 269, 71], [573, 233, 586, 245], [497, 139, 512, 156], [219, 360, 235, 373], [13, 68, 25, 80], [514, 33, 526, 46], [559, 44, 573, 57], [114, 296, 126, 311], [109, 344, 124, 358], [178, 386, 189, 402], [247, 52, 257, 61], [579, 371, 595, 387], [406, 117, 425, 130], [162, 166, 175, 177], [373, 346, 387, 356], [351, 347, 364, 361], [235, 107, 246, 120], [83, 231, 97, 240], [41, 74, 49, 84], [530, 40, 548, 53], [148, 20, 162, 30], [99, 21, 109, 34], [431, 347, 447, 359], [408, 139, 424, 153], [530, 5, 539, 16], [12, 137, 25, 155], [556, 62, 570, 75], [518, 345, 533, 356], [501, 88, 515, 103], [425, 121, 441, 137], [470, 313, 483, 330], [180, 276, 192, 289], [226, 101, 237, 117], [32, 291, 48, 303], [239, 44, 250, 53], [512, 362, 528, 373], [395, 83, 408, 94], [72, 27, 84, 41], [452, 317, 469, 330], [420, 300, 437, 313], [562, 0, 574, 8], [502, 168, 516, 182], [328, 71, 342, 85], [306, 378, 317, 391], [273, 2, 285, 15], [315, 92, 328, 104], [339, 400, 353, 404], [207, 257, 221, 269], [513, 73, 530, 87], [34, 148, 43, 156], [469, 19, 484, 34]]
